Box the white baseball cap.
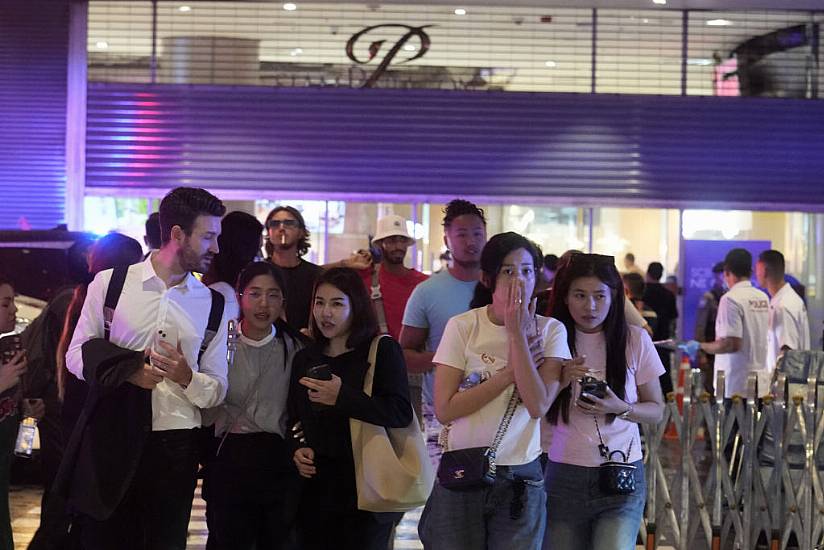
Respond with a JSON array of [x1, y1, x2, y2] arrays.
[[373, 214, 413, 243]]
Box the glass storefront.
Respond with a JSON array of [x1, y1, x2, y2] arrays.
[[83, 195, 823, 350]]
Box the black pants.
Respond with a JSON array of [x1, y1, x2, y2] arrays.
[[204, 432, 300, 550], [298, 508, 397, 550], [79, 429, 199, 550]]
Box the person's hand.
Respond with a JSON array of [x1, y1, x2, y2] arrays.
[[559, 356, 588, 389], [299, 374, 342, 406], [151, 341, 193, 388], [127, 362, 164, 390], [678, 340, 701, 361], [575, 385, 629, 416], [504, 279, 533, 336], [0, 351, 26, 393], [343, 250, 373, 270], [22, 398, 45, 420], [294, 447, 316, 478]]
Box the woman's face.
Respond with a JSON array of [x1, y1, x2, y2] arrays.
[[312, 283, 353, 342], [240, 274, 283, 334], [0, 284, 18, 334], [565, 275, 613, 333], [491, 248, 537, 305]]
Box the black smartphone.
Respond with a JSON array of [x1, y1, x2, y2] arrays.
[[0, 334, 22, 364], [579, 376, 607, 404], [306, 363, 332, 381]]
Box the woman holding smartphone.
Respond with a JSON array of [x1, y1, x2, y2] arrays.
[[542, 253, 665, 550], [418, 232, 571, 550], [0, 278, 28, 550], [288, 267, 412, 550], [204, 261, 304, 550]]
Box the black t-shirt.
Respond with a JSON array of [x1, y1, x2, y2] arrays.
[[277, 259, 323, 331], [642, 282, 678, 341]]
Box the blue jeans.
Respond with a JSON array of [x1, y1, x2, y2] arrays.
[[542, 460, 645, 550], [419, 457, 546, 550]]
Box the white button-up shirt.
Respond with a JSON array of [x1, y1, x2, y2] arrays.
[[767, 283, 811, 367], [714, 280, 770, 398], [67, 255, 234, 431]]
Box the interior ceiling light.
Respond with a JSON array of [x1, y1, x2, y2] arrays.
[[283, 2, 297, 11], [687, 58, 713, 65], [95, 41, 109, 49], [652, 0, 666, 4], [706, 19, 732, 26], [454, 8, 467, 16], [544, 60, 557, 67], [290, 47, 303, 56], [178, 5, 191, 12]]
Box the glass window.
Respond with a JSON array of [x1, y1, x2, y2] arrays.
[[83, 196, 149, 249], [592, 207, 680, 277]]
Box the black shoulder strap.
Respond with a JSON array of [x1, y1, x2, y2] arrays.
[[103, 265, 129, 341], [199, 289, 225, 362]]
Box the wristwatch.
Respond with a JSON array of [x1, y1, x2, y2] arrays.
[[619, 403, 633, 420]]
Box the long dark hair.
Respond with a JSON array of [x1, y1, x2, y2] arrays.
[[308, 267, 377, 351], [469, 232, 541, 309], [546, 253, 628, 425], [202, 211, 264, 288]]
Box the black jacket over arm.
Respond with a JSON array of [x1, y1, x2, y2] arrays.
[[53, 338, 151, 521]]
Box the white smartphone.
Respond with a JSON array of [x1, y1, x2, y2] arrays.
[[151, 324, 179, 369]]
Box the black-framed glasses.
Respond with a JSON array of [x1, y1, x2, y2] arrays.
[[267, 219, 299, 230]]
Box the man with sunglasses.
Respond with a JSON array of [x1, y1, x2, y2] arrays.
[[264, 206, 323, 332]]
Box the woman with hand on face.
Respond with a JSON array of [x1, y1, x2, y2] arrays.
[[204, 262, 305, 550], [287, 267, 412, 550], [417, 232, 571, 550], [0, 278, 28, 550], [542, 253, 665, 550]]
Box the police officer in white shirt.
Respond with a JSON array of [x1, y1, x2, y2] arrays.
[[755, 250, 811, 368], [66, 187, 234, 549], [698, 248, 770, 398]]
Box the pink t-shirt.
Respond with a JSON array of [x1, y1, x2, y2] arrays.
[[547, 324, 664, 466]]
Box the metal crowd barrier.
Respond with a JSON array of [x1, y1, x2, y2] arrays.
[[643, 350, 824, 550]]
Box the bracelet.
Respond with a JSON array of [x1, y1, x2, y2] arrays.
[[618, 403, 633, 420]]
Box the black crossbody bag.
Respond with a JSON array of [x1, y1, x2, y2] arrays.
[[594, 416, 636, 495], [436, 389, 520, 491]]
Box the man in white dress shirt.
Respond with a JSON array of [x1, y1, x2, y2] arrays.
[[66, 187, 232, 549], [699, 248, 770, 398], [756, 250, 811, 369]]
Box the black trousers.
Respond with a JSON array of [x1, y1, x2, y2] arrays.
[[204, 432, 300, 550], [79, 429, 199, 550]]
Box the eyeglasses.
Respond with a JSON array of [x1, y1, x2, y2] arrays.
[[267, 219, 299, 230], [242, 290, 284, 302], [499, 265, 536, 279]]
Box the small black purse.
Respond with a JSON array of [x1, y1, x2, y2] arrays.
[[436, 390, 520, 491], [598, 449, 636, 495], [594, 417, 636, 496]]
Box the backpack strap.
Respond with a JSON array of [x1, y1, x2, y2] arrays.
[[370, 265, 389, 335], [199, 289, 225, 363], [103, 265, 129, 341]]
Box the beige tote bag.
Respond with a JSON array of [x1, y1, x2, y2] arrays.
[[349, 335, 435, 513]]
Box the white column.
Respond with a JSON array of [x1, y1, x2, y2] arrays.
[[64, 1, 88, 231]]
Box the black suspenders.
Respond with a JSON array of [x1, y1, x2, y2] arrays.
[[102, 265, 225, 362]]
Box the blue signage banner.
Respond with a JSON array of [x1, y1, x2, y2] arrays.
[[682, 239, 771, 341]]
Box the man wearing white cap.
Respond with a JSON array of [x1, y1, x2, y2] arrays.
[[360, 214, 428, 340]]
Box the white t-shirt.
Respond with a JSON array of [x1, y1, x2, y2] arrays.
[[714, 280, 770, 398], [767, 283, 811, 368], [433, 308, 571, 466], [546, 325, 664, 467]]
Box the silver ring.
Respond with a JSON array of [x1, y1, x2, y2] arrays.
[[517, 298, 523, 304]]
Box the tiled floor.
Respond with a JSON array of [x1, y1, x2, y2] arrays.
[[9, 483, 424, 550]]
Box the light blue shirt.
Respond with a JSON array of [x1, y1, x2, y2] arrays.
[[401, 269, 478, 405]]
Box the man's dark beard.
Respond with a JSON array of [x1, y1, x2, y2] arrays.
[[178, 244, 209, 273], [384, 251, 406, 265]]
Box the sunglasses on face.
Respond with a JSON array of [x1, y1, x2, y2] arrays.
[[267, 219, 299, 230]]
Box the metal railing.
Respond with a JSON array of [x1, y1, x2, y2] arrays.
[[644, 350, 824, 550]]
